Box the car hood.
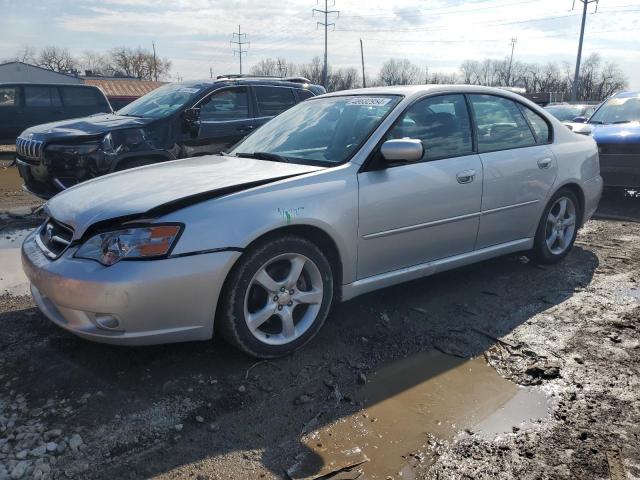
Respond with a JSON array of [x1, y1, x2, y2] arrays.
[[45, 155, 324, 239], [21, 114, 154, 141], [565, 122, 640, 143]]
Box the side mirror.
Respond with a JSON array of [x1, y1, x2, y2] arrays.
[[572, 116, 587, 123], [380, 139, 424, 163], [183, 107, 201, 123]]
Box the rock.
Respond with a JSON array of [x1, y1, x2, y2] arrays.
[[208, 423, 220, 432], [174, 424, 184, 432], [195, 416, 204, 423], [573, 356, 584, 365], [45, 442, 58, 453], [238, 385, 246, 393], [10, 461, 29, 479], [293, 394, 313, 405], [44, 429, 62, 441], [29, 445, 46, 457], [15, 450, 28, 460], [69, 433, 83, 452]]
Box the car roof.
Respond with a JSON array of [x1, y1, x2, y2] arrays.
[[613, 90, 640, 98], [0, 82, 100, 88], [177, 78, 323, 90]]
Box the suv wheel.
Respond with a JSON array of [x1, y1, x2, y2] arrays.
[[218, 236, 334, 358], [530, 188, 581, 264]]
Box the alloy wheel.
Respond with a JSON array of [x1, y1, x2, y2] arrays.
[[545, 196, 577, 255]]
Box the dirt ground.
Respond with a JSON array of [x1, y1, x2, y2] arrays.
[[0, 176, 639, 479]]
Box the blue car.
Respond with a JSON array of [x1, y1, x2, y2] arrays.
[[572, 91, 640, 188]]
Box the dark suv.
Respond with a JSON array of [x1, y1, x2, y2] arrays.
[[15, 76, 325, 198], [0, 83, 112, 142]]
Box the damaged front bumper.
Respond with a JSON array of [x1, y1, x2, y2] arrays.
[[21, 229, 241, 346]]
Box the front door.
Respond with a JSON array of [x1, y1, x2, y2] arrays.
[[183, 86, 254, 156], [357, 94, 483, 279], [467, 94, 558, 249]]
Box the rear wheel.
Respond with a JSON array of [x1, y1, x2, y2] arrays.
[[218, 236, 334, 358], [530, 188, 581, 264]]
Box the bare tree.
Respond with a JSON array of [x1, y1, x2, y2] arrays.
[[107, 47, 171, 80], [37, 46, 77, 73], [298, 57, 324, 85], [80, 50, 110, 75], [12, 45, 37, 64], [250, 57, 296, 77], [378, 58, 421, 86]]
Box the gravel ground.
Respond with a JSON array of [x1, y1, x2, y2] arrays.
[[0, 192, 639, 479]]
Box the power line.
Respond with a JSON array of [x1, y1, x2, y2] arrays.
[[230, 24, 249, 75], [313, 0, 339, 89], [340, 0, 543, 18], [571, 0, 599, 101]]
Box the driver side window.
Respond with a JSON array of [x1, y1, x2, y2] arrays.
[[200, 88, 249, 122], [385, 94, 473, 161]]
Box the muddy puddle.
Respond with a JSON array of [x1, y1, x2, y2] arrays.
[[290, 351, 553, 480], [0, 165, 22, 194], [0, 228, 32, 296]]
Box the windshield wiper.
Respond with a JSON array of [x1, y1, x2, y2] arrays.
[[588, 120, 603, 124], [611, 120, 632, 124], [234, 152, 290, 163]]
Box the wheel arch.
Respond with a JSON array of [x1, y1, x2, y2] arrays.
[[553, 181, 586, 227]]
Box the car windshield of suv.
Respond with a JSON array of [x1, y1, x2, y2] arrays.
[[230, 95, 402, 165], [545, 106, 585, 122], [588, 95, 640, 124], [116, 83, 203, 118]]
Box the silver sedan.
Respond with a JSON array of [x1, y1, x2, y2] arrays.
[[22, 85, 602, 357]]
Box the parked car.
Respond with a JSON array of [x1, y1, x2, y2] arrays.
[[0, 83, 111, 143], [544, 103, 597, 123], [22, 85, 602, 357], [15, 76, 325, 198], [566, 91, 640, 188]]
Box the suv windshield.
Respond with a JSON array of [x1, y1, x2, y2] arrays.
[[117, 83, 203, 118], [589, 95, 640, 124], [230, 95, 402, 165]]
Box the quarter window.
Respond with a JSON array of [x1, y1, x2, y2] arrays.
[[296, 89, 314, 100], [0, 87, 20, 107], [200, 88, 249, 121], [255, 86, 296, 117], [25, 87, 61, 107], [60, 87, 101, 107], [469, 95, 536, 152], [385, 94, 473, 161], [520, 106, 551, 144]]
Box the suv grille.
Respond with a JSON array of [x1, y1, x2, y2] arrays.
[[36, 218, 73, 259], [16, 137, 45, 162]]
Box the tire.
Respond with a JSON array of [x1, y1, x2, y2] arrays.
[[115, 158, 159, 171], [217, 235, 334, 358], [530, 188, 581, 264]]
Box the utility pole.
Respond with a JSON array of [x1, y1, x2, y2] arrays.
[[360, 38, 366, 88], [152, 41, 158, 81], [507, 37, 517, 86], [210, 67, 213, 79], [571, 0, 598, 101], [313, 1, 339, 89], [230, 25, 249, 75], [277, 58, 287, 78]]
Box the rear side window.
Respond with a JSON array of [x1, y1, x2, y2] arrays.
[[0, 87, 20, 107], [61, 87, 102, 107], [520, 106, 551, 144], [469, 94, 536, 152], [296, 89, 314, 100], [386, 94, 473, 161], [25, 87, 62, 107], [255, 86, 296, 116]]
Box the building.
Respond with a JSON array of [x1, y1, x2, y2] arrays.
[[83, 77, 165, 109], [0, 61, 82, 84]]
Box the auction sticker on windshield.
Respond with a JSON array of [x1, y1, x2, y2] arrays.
[[347, 97, 392, 106]]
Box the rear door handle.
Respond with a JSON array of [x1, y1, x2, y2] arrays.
[[537, 158, 552, 169], [456, 169, 476, 184]]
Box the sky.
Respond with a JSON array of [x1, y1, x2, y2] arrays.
[[0, 0, 638, 89]]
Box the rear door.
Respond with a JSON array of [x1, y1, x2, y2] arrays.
[[59, 86, 110, 119], [253, 85, 297, 128], [469, 94, 557, 249], [182, 86, 254, 156], [357, 94, 483, 278], [0, 85, 23, 141], [23, 85, 65, 129]]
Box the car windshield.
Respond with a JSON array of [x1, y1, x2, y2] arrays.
[[116, 83, 203, 118], [229, 95, 402, 166], [589, 95, 640, 124], [545, 106, 585, 122]]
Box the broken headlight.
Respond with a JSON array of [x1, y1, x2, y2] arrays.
[[75, 225, 182, 266]]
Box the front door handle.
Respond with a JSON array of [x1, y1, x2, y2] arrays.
[[538, 158, 552, 169], [456, 169, 476, 184]]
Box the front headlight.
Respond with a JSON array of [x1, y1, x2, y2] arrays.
[[75, 224, 182, 266]]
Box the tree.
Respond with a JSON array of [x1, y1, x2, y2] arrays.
[[250, 58, 296, 77], [37, 46, 77, 73], [80, 50, 110, 76], [106, 47, 171, 80], [378, 58, 420, 86], [298, 57, 324, 85]]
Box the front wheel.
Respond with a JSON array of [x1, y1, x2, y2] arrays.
[[530, 189, 581, 264], [217, 236, 334, 358]]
